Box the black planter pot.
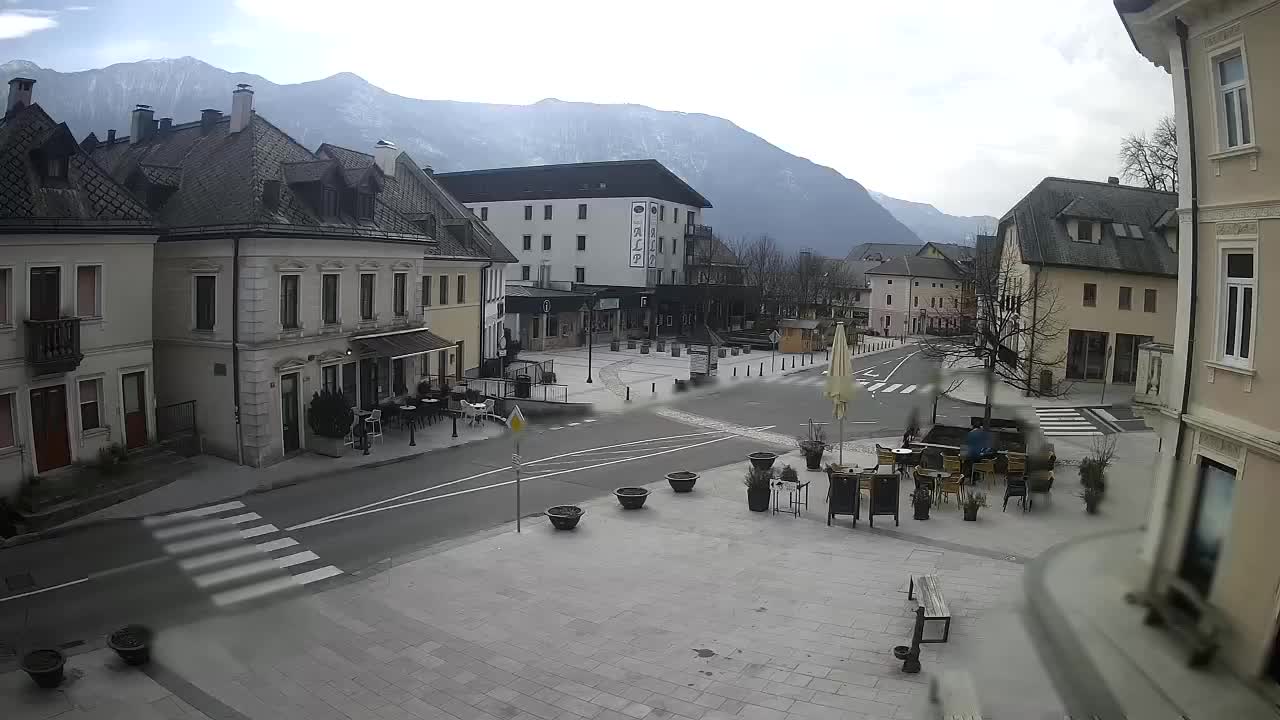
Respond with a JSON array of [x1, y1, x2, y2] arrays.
[[614, 487, 650, 509], [913, 504, 931, 521], [743, 346, 752, 354], [656, 340, 666, 352], [963, 508, 978, 521], [671, 346, 681, 357], [748, 452, 778, 471], [610, 340, 620, 351], [666, 471, 698, 493], [546, 505, 584, 530], [800, 442, 824, 470], [731, 347, 740, 356], [747, 487, 771, 512], [21, 649, 65, 688], [627, 340, 637, 349], [108, 624, 152, 666]]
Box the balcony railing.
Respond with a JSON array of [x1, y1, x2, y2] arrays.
[[25, 317, 83, 374], [684, 224, 713, 240], [1134, 341, 1174, 411]]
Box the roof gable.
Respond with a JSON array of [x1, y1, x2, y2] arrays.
[[435, 159, 712, 209]]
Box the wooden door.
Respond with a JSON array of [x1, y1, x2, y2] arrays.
[[30, 385, 70, 472], [29, 267, 60, 320], [280, 372, 300, 454], [122, 371, 147, 450]]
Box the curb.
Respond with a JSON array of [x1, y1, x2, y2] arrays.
[[1022, 527, 1137, 720]]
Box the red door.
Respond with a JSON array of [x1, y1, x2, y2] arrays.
[[30, 385, 71, 472], [122, 371, 147, 450]]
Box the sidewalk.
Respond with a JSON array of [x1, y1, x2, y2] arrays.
[[943, 359, 1135, 410], [519, 338, 911, 413]]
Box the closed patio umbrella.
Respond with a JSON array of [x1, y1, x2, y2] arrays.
[[824, 322, 858, 466]]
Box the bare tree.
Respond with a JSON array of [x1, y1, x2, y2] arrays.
[[734, 235, 787, 316], [918, 244, 1069, 428], [1119, 115, 1178, 192]]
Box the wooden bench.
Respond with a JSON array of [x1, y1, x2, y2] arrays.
[[908, 574, 952, 643], [1144, 574, 1224, 667]]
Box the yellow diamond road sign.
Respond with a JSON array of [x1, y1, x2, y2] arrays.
[[506, 406, 527, 434]]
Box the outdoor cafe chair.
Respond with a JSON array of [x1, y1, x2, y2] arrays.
[[364, 409, 383, 444], [1003, 452, 1028, 512], [875, 445, 896, 472], [972, 458, 997, 490]]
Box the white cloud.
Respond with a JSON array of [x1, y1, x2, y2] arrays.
[[65, 5, 93, 11], [230, 0, 1171, 216], [0, 11, 57, 39]]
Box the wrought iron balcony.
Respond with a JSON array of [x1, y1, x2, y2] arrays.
[[684, 224, 713, 240], [25, 317, 83, 374]]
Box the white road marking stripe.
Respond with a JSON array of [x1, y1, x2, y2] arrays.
[[293, 565, 343, 585], [239, 524, 278, 540], [1044, 431, 1103, 436], [163, 524, 279, 555], [275, 550, 320, 568], [920, 385, 934, 394], [1036, 409, 1084, 415], [0, 577, 88, 604], [584, 419, 597, 423], [179, 538, 299, 571], [143, 501, 245, 527], [211, 576, 298, 606], [867, 383, 886, 392], [901, 385, 917, 394], [1041, 423, 1096, 428], [883, 384, 902, 393], [194, 558, 280, 588], [857, 380, 870, 386], [152, 513, 261, 541], [568, 422, 581, 426]]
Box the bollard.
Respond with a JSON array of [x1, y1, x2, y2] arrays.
[[626, 386, 631, 402], [747, 365, 751, 377], [651, 382, 656, 394], [733, 366, 737, 377], [409, 418, 416, 447], [759, 362, 764, 376]]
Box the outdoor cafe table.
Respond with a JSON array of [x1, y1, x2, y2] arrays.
[[891, 447, 916, 475]]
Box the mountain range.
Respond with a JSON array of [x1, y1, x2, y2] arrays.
[[1, 56, 991, 256], [868, 192, 996, 247]]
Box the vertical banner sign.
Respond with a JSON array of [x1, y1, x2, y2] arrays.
[[629, 202, 646, 268], [647, 202, 659, 268]]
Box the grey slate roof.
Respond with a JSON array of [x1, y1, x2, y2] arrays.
[[864, 255, 962, 280], [918, 242, 973, 264], [435, 160, 712, 209], [840, 259, 878, 288], [845, 242, 920, 262], [0, 103, 152, 229], [1000, 177, 1177, 277]]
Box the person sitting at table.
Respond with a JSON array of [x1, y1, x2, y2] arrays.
[[901, 409, 920, 448]]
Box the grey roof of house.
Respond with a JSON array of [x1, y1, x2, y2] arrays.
[[0, 103, 153, 229], [974, 234, 998, 268], [435, 159, 712, 208], [919, 242, 974, 264], [864, 255, 962, 280], [505, 284, 588, 298], [845, 242, 920, 262], [999, 177, 1177, 277], [840, 259, 878, 288], [778, 318, 821, 329]]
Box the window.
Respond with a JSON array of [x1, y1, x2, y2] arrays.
[[522, 234, 532, 251], [480, 207, 488, 221], [356, 192, 374, 220], [659, 237, 664, 253], [542, 235, 552, 251], [342, 363, 356, 403], [457, 274, 466, 303], [672, 239, 678, 256], [521, 265, 531, 281], [1221, 251, 1254, 364], [913, 296, 918, 307], [360, 273, 375, 320], [421, 275, 431, 308], [660, 205, 665, 221], [0, 393, 13, 448], [543, 204, 553, 220], [1077, 221, 1093, 243], [1215, 51, 1252, 149], [1119, 286, 1132, 311], [280, 274, 300, 329], [575, 267, 585, 283], [77, 265, 101, 317], [524, 205, 533, 221], [670, 269, 676, 284], [195, 275, 216, 330], [439, 275, 448, 305], [321, 186, 339, 217], [1083, 283, 1097, 307], [886, 295, 893, 306], [673, 208, 680, 225], [578, 203, 587, 220], [1143, 288, 1157, 313], [393, 272, 407, 317], [930, 297, 935, 309], [321, 364, 338, 394], [79, 378, 101, 431], [392, 357, 407, 395], [46, 155, 68, 180], [0, 268, 9, 325], [576, 235, 586, 251], [322, 273, 339, 324], [887, 279, 893, 285]]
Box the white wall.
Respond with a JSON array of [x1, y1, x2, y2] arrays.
[[469, 197, 704, 288]]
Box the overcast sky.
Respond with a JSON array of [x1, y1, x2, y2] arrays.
[[2, 0, 1173, 217]]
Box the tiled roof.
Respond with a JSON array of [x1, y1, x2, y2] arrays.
[[435, 159, 712, 209], [919, 242, 974, 264], [1000, 177, 1177, 277], [845, 242, 920, 262], [505, 284, 587, 298], [139, 163, 180, 187], [864, 255, 962, 280], [0, 103, 152, 229]]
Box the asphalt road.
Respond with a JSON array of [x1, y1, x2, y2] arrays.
[[0, 345, 943, 659]]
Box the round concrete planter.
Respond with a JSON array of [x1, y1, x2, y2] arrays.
[[666, 471, 698, 493]]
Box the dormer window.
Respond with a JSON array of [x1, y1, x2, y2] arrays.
[[321, 186, 339, 217], [46, 155, 68, 180], [357, 192, 374, 220], [1077, 221, 1093, 243]]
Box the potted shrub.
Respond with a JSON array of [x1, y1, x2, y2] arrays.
[[742, 345, 752, 354], [1080, 486, 1103, 514], [640, 341, 651, 355], [614, 487, 650, 509], [307, 389, 353, 458], [666, 471, 698, 493], [96, 443, 129, 476], [744, 466, 772, 512], [961, 491, 987, 521], [671, 344, 681, 357], [718, 348, 727, 358], [748, 451, 778, 471], [107, 624, 152, 666], [778, 464, 799, 486], [731, 347, 740, 356], [610, 339, 620, 351], [657, 340, 666, 352], [627, 339, 637, 349], [796, 419, 827, 471], [546, 505, 584, 530], [20, 649, 65, 688], [911, 487, 933, 520]]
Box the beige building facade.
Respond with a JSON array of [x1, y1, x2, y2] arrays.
[[866, 256, 966, 336], [1120, 0, 1280, 687]]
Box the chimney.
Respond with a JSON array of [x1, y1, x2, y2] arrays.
[[230, 83, 253, 134], [5, 77, 34, 117], [421, 164, 434, 175], [373, 139, 398, 176], [1107, 176, 1120, 185], [200, 108, 222, 135], [107, 129, 116, 143], [130, 104, 155, 145], [158, 117, 173, 134]]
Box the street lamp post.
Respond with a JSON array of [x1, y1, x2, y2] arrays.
[[585, 294, 597, 384]]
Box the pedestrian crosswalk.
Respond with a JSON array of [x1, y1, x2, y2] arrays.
[[1035, 408, 1104, 437], [763, 373, 932, 395], [143, 500, 341, 607]]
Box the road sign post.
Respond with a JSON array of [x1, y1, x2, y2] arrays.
[[507, 406, 527, 532], [769, 330, 781, 372]]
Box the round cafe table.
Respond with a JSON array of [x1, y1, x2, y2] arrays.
[[891, 447, 916, 476]]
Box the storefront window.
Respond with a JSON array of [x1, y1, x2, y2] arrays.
[[1180, 458, 1237, 596]]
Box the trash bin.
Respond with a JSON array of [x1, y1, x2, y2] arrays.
[[515, 374, 532, 399]]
